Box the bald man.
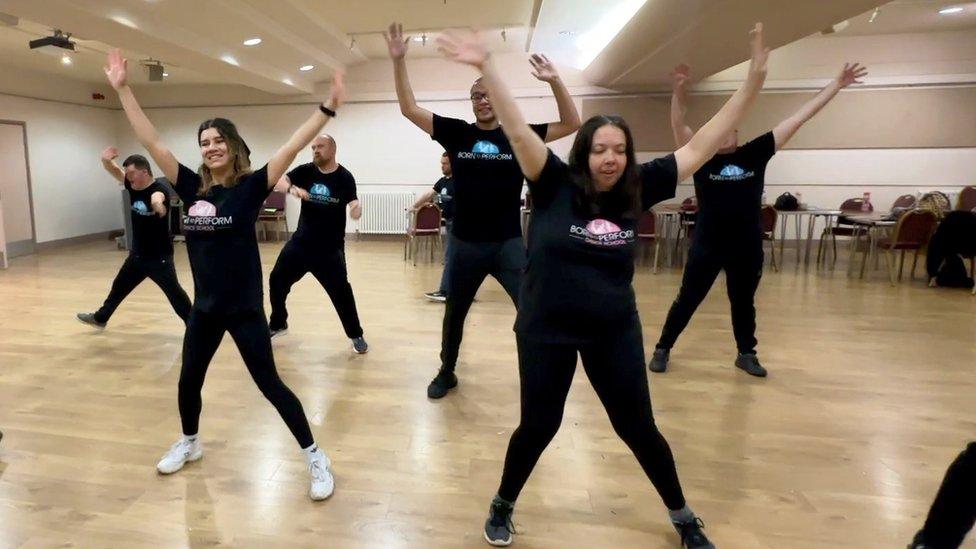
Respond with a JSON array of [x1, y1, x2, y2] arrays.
[[269, 135, 368, 354]]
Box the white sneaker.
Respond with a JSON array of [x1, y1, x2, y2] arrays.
[[156, 437, 203, 474], [308, 450, 334, 501]]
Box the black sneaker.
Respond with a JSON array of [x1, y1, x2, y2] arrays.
[[76, 312, 106, 330], [908, 530, 931, 548], [351, 336, 368, 354], [673, 517, 715, 549], [427, 369, 458, 399], [735, 353, 767, 377], [649, 348, 670, 373], [270, 325, 288, 339], [483, 496, 515, 546], [424, 291, 447, 303]]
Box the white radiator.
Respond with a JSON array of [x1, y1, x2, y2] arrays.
[[358, 191, 415, 234]]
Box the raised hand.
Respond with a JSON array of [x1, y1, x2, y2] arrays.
[[748, 22, 770, 74], [670, 64, 692, 94], [837, 62, 868, 87], [435, 28, 489, 69], [529, 54, 560, 83], [325, 70, 346, 111], [384, 22, 410, 60], [104, 48, 128, 90], [101, 146, 119, 163]]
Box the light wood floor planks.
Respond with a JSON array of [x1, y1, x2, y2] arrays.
[[0, 239, 974, 548]]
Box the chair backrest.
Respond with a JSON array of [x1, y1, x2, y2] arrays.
[[760, 205, 777, 233], [680, 196, 698, 212], [637, 210, 656, 236], [839, 197, 871, 212], [415, 203, 442, 231], [891, 194, 917, 210], [957, 186, 976, 211], [891, 209, 938, 247], [262, 191, 286, 211]]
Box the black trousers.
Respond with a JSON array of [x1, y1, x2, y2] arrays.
[[656, 242, 763, 354], [498, 324, 686, 510], [440, 236, 525, 372], [94, 254, 191, 324], [178, 307, 314, 448], [919, 442, 976, 548], [268, 240, 363, 338]]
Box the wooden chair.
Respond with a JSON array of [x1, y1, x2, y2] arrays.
[[257, 191, 288, 241], [877, 209, 939, 285], [636, 210, 661, 273], [404, 203, 442, 266]]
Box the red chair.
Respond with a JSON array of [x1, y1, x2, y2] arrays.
[[636, 210, 661, 273], [817, 197, 871, 267], [957, 186, 976, 212], [405, 203, 442, 266], [258, 191, 288, 241], [891, 194, 917, 210], [877, 209, 938, 285], [674, 197, 698, 264], [761, 205, 778, 272]]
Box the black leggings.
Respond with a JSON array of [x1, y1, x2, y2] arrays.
[[920, 442, 976, 548], [178, 308, 314, 448], [440, 236, 525, 371], [94, 254, 192, 324], [656, 243, 763, 354], [498, 325, 686, 510], [268, 241, 363, 338]]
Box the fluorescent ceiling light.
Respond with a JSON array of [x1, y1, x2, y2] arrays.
[[221, 55, 239, 66], [243, 37, 262, 46], [939, 6, 964, 14], [576, 0, 648, 69], [61, 54, 72, 65], [282, 78, 294, 85], [299, 64, 314, 71]]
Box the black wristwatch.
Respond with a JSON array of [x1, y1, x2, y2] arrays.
[[319, 104, 336, 118]]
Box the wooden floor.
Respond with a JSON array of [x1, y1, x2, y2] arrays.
[[0, 238, 974, 548]]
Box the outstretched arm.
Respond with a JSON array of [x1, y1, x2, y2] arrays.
[[669, 64, 695, 148], [385, 23, 435, 135], [528, 54, 581, 142], [105, 50, 179, 184], [100, 146, 125, 184], [673, 23, 769, 181], [437, 30, 548, 181], [410, 189, 437, 211], [267, 72, 345, 189], [772, 62, 867, 150]]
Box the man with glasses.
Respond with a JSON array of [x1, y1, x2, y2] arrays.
[[384, 23, 581, 399]]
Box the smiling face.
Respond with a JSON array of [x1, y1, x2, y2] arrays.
[[470, 80, 495, 124], [588, 124, 628, 191], [199, 127, 231, 171]]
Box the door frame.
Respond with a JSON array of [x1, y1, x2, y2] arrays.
[[0, 119, 38, 255]]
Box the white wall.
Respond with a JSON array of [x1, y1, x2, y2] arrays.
[[0, 94, 123, 244]]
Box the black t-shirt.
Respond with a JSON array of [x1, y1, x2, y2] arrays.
[[693, 131, 776, 244], [432, 176, 455, 220], [432, 114, 548, 242], [174, 163, 272, 313], [125, 178, 172, 258], [515, 151, 678, 343], [287, 163, 357, 249]]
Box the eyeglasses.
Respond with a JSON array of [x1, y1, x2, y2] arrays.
[[470, 93, 489, 103]]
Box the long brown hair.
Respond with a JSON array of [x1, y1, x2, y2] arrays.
[[196, 118, 252, 196], [568, 115, 641, 219]]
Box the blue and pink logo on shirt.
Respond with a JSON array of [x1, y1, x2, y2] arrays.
[[569, 218, 634, 247], [183, 200, 232, 232]]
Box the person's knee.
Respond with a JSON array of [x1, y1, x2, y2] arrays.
[[518, 409, 564, 442]]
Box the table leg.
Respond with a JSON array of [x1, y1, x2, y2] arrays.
[[794, 214, 802, 266], [848, 225, 862, 277], [804, 214, 817, 267], [779, 214, 787, 266]]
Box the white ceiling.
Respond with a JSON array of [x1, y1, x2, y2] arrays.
[[0, 0, 974, 103]]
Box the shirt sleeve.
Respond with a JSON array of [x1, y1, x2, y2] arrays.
[[286, 164, 309, 190], [639, 154, 679, 210], [526, 150, 568, 210], [531, 123, 549, 141], [247, 164, 273, 201], [432, 114, 469, 152], [433, 178, 445, 193], [174, 163, 202, 203], [742, 131, 776, 163]]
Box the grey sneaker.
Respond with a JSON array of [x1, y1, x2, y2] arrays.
[[424, 291, 447, 303], [76, 312, 106, 329], [352, 336, 368, 354], [735, 353, 767, 377], [483, 496, 515, 546], [649, 348, 670, 373], [270, 325, 288, 339], [673, 517, 715, 549]]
